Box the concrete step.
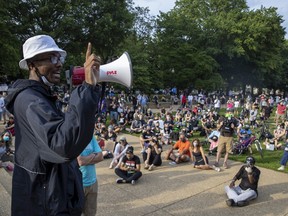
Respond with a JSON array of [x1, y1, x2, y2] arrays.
[[0, 168, 12, 216]]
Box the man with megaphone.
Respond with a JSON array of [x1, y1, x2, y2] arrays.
[[5, 35, 102, 215]]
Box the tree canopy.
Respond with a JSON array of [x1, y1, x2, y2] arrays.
[[0, 0, 287, 94]]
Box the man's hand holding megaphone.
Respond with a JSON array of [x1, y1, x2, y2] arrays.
[[72, 45, 132, 87], [84, 43, 101, 86]]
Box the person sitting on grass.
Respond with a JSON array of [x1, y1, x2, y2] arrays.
[[130, 115, 144, 134], [118, 112, 128, 132], [165, 133, 191, 165], [225, 156, 261, 207], [143, 137, 162, 171], [5, 115, 15, 136], [115, 146, 142, 185], [190, 139, 220, 172], [273, 123, 286, 150]]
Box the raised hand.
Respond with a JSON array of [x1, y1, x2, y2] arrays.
[[84, 43, 101, 86]]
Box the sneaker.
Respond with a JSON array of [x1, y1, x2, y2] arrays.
[[237, 200, 249, 207], [277, 166, 285, 171], [223, 162, 228, 169], [116, 178, 124, 184], [213, 162, 219, 167], [148, 164, 154, 171], [212, 165, 221, 172], [144, 164, 149, 169], [131, 180, 136, 185], [169, 161, 177, 165], [226, 199, 235, 207]]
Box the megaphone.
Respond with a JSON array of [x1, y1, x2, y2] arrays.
[[71, 52, 133, 88]]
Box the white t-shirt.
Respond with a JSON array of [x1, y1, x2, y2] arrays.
[[234, 100, 240, 108], [214, 99, 221, 108], [0, 97, 4, 112], [188, 95, 193, 102]]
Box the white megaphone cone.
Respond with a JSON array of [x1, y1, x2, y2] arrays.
[[71, 52, 133, 88]]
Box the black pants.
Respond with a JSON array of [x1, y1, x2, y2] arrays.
[[142, 152, 162, 166], [115, 168, 142, 182]]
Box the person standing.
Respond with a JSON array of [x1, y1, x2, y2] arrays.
[[5, 35, 101, 215], [77, 136, 103, 216], [214, 97, 221, 112], [0, 92, 4, 122], [276, 100, 286, 125], [225, 156, 261, 207], [214, 113, 235, 169], [277, 140, 288, 171]]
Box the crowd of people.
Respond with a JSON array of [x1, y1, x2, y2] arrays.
[[0, 34, 287, 215]]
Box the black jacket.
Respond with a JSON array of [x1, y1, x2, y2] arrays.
[[5, 80, 100, 216]]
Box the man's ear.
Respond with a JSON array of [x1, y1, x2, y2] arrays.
[[27, 61, 35, 71]]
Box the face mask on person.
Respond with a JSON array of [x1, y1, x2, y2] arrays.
[[193, 142, 198, 147], [3, 136, 10, 142]]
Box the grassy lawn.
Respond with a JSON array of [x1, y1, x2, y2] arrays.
[[111, 106, 288, 174]]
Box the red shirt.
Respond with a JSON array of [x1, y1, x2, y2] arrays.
[[277, 104, 286, 115]]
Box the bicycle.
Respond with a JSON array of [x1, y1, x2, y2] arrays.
[[232, 135, 263, 159]]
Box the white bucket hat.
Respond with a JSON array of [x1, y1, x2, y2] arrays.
[[19, 35, 67, 70]]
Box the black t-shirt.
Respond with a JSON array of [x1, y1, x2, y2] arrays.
[[141, 131, 154, 145], [122, 155, 141, 174], [153, 127, 161, 137], [148, 143, 162, 155], [127, 111, 134, 121], [220, 117, 234, 137], [235, 165, 261, 193], [105, 132, 117, 141]]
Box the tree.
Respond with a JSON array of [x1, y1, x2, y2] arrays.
[[1, 0, 134, 81], [117, 5, 158, 93], [154, 0, 287, 93]]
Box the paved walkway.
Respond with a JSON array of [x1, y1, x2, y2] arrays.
[[96, 133, 288, 216], [1, 126, 288, 216]]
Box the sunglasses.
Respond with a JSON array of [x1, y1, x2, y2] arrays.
[[33, 55, 65, 65]]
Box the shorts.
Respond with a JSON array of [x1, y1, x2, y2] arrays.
[[174, 151, 191, 162], [217, 136, 233, 154], [276, 113, 285, 121]]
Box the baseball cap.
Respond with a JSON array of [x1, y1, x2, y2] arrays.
[[126, 146, 134, 154], [119, 136, 126, 142], [19, 35, 67, 70]]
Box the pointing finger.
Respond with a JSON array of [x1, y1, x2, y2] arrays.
[[86, 42, 92, 61]]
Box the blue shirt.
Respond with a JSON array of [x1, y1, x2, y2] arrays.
[[79, 137, 102, 187]]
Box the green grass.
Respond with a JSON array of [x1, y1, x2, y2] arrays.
[[108, 107, 288, 173], [191, 131, 288, 173]]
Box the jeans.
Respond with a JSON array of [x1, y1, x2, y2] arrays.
[[110, 111, 119, 121], [225, 185, 257, 203], [280, 150, 288, 166], [115, 168, 142, 183]]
